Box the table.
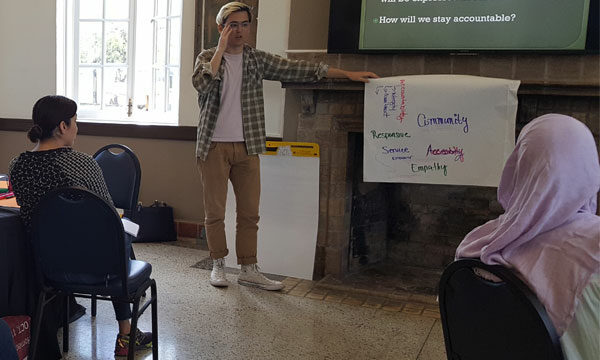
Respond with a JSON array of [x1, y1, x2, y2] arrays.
[[0, 198, 18, 208], [0, 207, 30, 316], [0, 207, 62, 359]]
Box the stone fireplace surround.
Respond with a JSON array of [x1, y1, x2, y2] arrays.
[[283, 52, 599, 280]]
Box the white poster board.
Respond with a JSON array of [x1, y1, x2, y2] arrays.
[[364, 75, 520, 186], [224, 154, 319, 279]]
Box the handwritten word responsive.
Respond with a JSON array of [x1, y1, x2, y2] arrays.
[[425, 144, 464, 162], [417, 113, 469, 133], [370, 130, 411, 139], [411, 162, 448, 176]]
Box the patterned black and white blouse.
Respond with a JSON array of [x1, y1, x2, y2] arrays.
[[8, 147, 113, 229]]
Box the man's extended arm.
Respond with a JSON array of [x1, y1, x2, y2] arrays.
[[260, 50, 379, 83], [326, 67, 378, 83]]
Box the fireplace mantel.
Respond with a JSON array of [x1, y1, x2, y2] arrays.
[[283, 79, 600, 97]]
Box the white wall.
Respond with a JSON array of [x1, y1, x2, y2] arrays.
[[178, 0, 200, 126], [0, 0, 57, 118], [256, 0, 291, 138]]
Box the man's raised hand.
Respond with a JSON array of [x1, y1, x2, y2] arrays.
[[217, 25, 233, 53]]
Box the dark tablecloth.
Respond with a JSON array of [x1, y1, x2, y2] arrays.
[[0, 207, 62, 359]]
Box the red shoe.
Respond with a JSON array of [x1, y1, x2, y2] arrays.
[[114, 328, 153, 357]]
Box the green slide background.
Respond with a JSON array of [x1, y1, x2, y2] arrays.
[[359, 0, 590, 50]]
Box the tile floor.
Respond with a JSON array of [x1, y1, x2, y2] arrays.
[[59, 242, 447, 359]]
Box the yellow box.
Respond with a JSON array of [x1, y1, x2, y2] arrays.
[[265, 141, 319, 157]]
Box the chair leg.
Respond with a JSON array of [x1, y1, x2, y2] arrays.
[[130, 246, 146, 299], [129, 247, 146, 298], [128, 297, 141, 360], [29, 291, 47, 360], [151, 281, 158, 359], [63, 295, 69, 352], [91, 295, 97, 316]]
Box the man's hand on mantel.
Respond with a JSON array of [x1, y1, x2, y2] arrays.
[[327, 67, 379, 83]]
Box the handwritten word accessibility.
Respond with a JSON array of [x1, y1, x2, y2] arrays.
[[426, 144, 464, 162]]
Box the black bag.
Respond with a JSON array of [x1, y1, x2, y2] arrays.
[[130, 201, 177, 242]]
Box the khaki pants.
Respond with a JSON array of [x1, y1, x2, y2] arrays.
[[197, 142, 260, 265]]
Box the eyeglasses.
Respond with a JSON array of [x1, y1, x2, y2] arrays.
[[228, 22, 250, 30]]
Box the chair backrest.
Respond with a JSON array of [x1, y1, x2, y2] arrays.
[[93, 144, 141, 213], [438, 259, 563, 360], [31, 187, 129, 295]]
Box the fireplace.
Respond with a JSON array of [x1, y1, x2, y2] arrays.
[[285, 79, 599, 285]]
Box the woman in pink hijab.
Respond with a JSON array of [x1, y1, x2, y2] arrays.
[[456, 114, 599, 359]]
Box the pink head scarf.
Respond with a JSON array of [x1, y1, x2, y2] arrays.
[[456, 113, 600, 334]]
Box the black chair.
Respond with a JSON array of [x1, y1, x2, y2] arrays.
[[0, 318, 18, 360], [438, 258, 563, 360], [93, 144, 141, 220], [93, 144, 142, 315], [29, 187, 158, 360]]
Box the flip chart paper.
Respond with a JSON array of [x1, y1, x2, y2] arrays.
[[224, 154, 319, 279], [364, 75, 520, 186]]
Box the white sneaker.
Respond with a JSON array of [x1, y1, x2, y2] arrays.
[[210, 258, 229, 287], [238, 264, 284, 291]]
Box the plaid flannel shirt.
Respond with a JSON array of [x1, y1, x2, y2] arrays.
[[192, 45, 329, 160]]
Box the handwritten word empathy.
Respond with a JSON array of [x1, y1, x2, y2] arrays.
[[426, 144, 464, 162], [417, 113, 469, 133], [370, 130, 411, 139], [411, 162, 448, 176]]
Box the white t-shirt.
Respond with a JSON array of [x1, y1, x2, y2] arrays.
[[212, 52, 244, 142]]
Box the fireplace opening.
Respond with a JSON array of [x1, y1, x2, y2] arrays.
[[342, 132, 502, 294]]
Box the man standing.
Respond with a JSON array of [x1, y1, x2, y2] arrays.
[[193, 2, 378, 290]]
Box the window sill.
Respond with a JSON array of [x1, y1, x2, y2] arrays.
[[0, 117, 197, 141], [77, 110, 179, 126]]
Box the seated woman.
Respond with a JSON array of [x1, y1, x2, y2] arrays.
[[456, 114, 599, 360], [8, 95, 152, 357]]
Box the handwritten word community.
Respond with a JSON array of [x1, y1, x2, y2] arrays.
[[417, 113, 469, 133]]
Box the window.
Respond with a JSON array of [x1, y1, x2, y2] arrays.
[[57, 0, 182, 124]]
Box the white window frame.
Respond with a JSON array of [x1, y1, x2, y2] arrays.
[[57, 0, 182, 125], [152, 0, 181, 113]]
